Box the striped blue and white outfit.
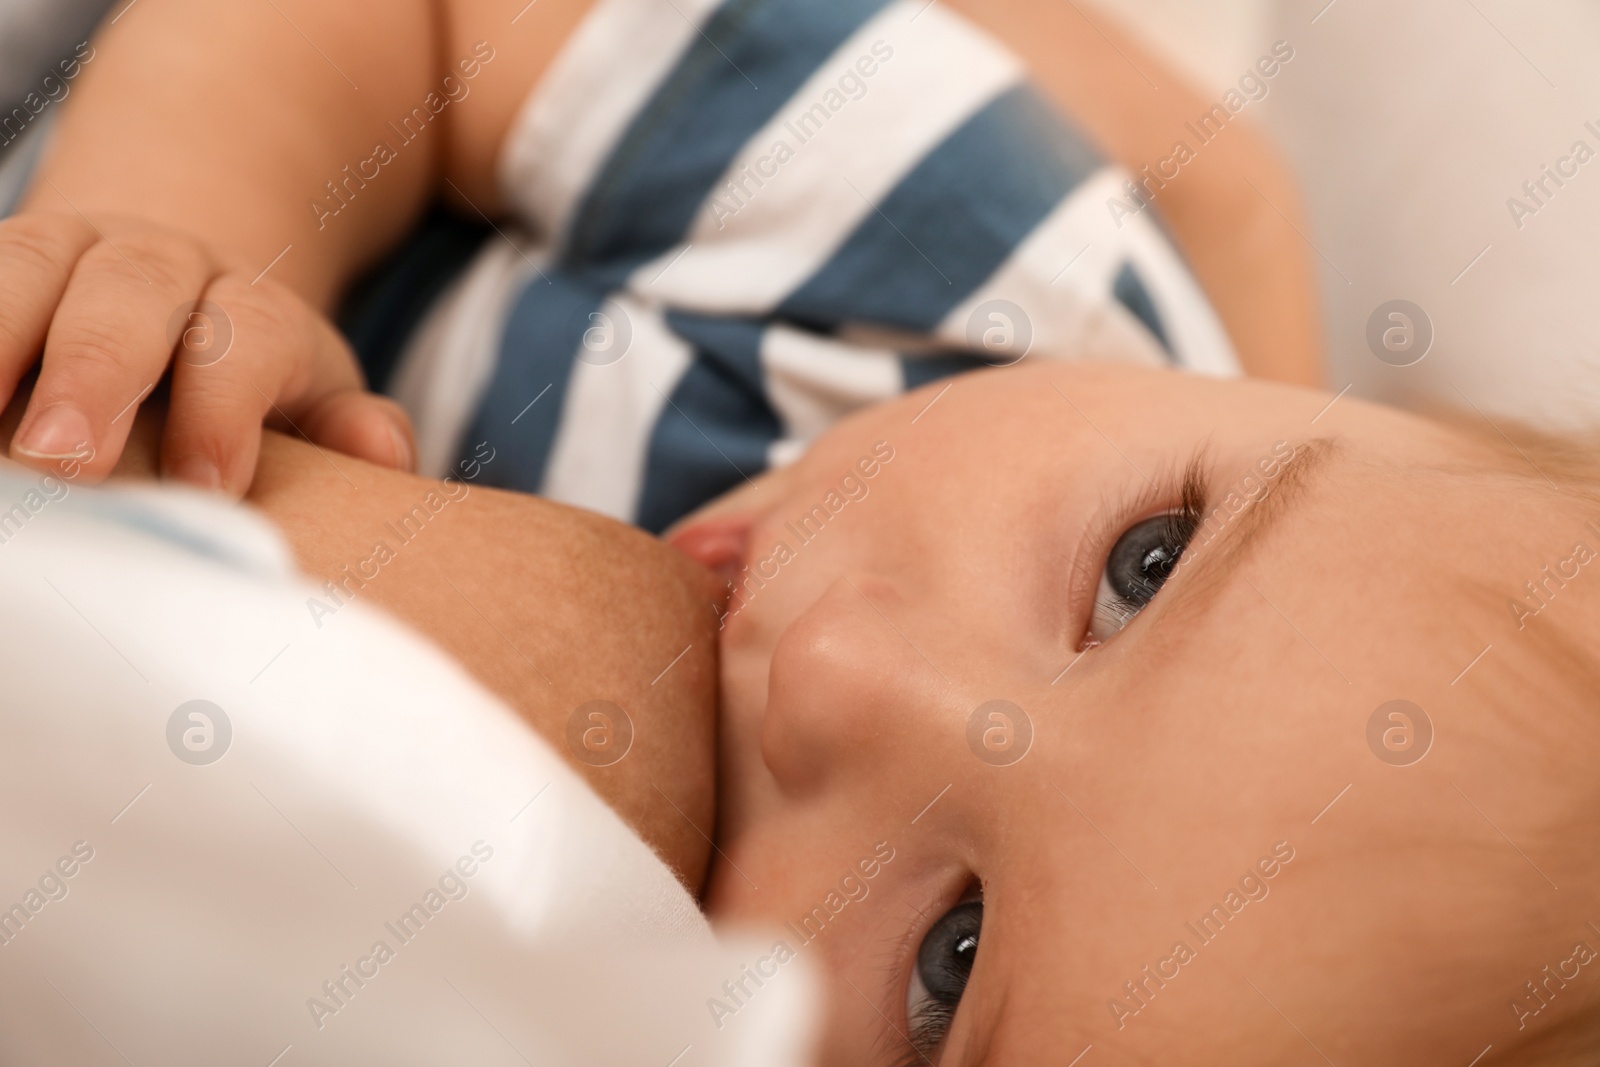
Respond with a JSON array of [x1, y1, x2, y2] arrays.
[[363, 0, 1239, 533]]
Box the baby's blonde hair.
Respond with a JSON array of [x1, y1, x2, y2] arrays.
[[1431, 411, 1600, 1064]]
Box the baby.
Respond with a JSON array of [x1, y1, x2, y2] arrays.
[[671, 361, 1600, 1065], [9, 0, 1599, 1064]]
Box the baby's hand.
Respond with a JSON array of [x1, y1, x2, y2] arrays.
[[0, 212, 414, 496]]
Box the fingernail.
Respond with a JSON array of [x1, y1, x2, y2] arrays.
[[13, 405, 93, 461], [170, 454, 223, 492], [387, 418, 414, 473]]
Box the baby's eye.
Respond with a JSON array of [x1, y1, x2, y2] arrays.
[[905, 900, 982, 1057], [1085, 510, 1196, 646]]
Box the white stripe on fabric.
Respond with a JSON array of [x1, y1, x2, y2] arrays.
[[1106, 201, 1239, 376], [389, 238, 545, 478], [629, 0, 1022, 314], [496, 0, 723, 241], [933, 167, 1239, 374], [768, 437, 809, 470], [540, 297, 695, 522], [760, 324, 904, 459]]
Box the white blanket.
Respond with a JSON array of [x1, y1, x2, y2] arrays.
[[0, 468, 813, 1066]]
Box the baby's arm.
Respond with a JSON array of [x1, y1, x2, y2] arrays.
[[21, 0, 438, 308], [3, 0, 596, 492]]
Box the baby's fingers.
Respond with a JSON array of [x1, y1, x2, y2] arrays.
[[10, 227, 212, 479], [159, 275, 413, 496], [0, 214, 97, 412], [296, 388, 416, 475]]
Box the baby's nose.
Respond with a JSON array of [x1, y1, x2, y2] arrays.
[[759, 573, 958, 792]]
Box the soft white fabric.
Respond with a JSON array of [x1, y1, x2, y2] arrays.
[[1093, 0, 1600, 431], [1260, 0, 1600, 431], [0, 469, 814, 1066], [539, 293, 696, 518], [1086, 0, 1273, 91]]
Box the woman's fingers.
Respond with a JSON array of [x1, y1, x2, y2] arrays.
[[159, 273, 413, 496], [10, 222, 213, 480], [0, 213, 98, 412]]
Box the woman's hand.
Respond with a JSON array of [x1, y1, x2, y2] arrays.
[[0, 211, 415, 496]]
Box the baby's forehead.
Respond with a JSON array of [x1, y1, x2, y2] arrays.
[[783, 365, 1258, 517], [812, 362, 1232, 457]]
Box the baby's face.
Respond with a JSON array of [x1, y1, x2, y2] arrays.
[[672, 364, 1600, 1065]]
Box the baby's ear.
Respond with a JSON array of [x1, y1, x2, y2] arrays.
[[665, 512, 755, 583]]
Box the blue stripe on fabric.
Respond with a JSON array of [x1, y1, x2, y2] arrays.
[[778, 84, 1103, 334], [339, 205, 491, 393], [635, 312, 781, 533], [1112, 261, 1173, 360], [453, 271, 610, 493], [900, 352, 993, 391], [563, 0, 893, 285]]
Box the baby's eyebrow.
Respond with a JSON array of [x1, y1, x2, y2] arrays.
[[1162, 438, 1339, 625]]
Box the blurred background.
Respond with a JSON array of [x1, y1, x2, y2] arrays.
[[5, 0, 1599, 428]]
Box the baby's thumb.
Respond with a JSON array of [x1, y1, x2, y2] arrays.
[[300, 390, 416, 473]]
